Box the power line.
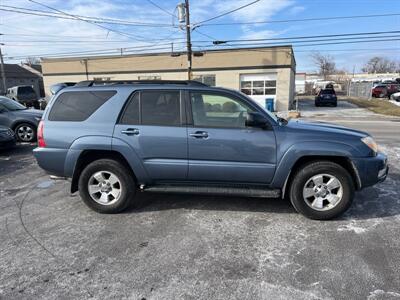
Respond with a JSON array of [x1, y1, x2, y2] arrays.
[[194, 0, 260, 25], [211, 30, 400, 44], [0, 5, 176, 27], [3, 43, 179, 59], [209, 38, 400, 50], [25, 0, 150, 42], [192, 29, 218, 41], [213, 34, 400, 47], [144, 0, 176, 18], [198, 12, 400, 27]]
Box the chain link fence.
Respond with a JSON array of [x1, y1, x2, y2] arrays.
[[348, 81, 373, 99]]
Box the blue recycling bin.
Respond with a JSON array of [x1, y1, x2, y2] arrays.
[[265, 98, 274, 112]]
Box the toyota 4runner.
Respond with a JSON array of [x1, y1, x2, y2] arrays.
[[33, 80, 388, 220]]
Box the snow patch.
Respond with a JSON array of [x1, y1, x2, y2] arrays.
[[368, 289, 400, 299], [337, 223, 367, 234], [389, 100, 400, 107]]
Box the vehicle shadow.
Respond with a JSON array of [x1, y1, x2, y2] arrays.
[[125, 193, 296, 215], [342, 170, 400, 221], [124, 170, 400, 221]]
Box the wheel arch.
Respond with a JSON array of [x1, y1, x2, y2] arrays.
[[11, 120, 37, 131], [282, 155, 361, 199], [71, 150, 138, 194]]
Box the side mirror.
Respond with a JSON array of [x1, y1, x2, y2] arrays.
[[245, 112, 270, 129]]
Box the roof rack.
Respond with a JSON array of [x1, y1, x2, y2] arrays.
[[74, 80, 208, 87]]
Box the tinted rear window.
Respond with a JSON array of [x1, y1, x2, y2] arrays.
[[321, 89, 335, 95], [120, 92, 139, 124], [18, 86, 35, 94], [141, 91, 181, 126], [48, 90, 116, 121]]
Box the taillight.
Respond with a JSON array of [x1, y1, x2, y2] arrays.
[[37, 120, 46, 147]]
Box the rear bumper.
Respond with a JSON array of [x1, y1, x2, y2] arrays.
[[351, 152, 388, 189], [33, 147, 69, 177], [315, 99, 337, 105]]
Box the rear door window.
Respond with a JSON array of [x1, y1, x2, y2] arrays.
[[120, 92, 139, 124], [141, 90, 181, 126], [119, 90, 182, 126], [48, 90, 116, 121]]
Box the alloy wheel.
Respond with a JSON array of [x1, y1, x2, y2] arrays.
[[302, 173, 343, 211], [88, 171, 122, 205], [16, 125, 34, 142]]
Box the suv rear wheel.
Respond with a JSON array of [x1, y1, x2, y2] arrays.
[[289, 161, 354, 220], [78, 159, 136, 213]]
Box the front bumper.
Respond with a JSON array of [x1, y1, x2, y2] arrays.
[[351, 152, 388, 189]]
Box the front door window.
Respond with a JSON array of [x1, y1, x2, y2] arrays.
[[190, 92, 254, 128]]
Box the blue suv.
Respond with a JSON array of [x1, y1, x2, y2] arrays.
[[33, 80, 388, 220]]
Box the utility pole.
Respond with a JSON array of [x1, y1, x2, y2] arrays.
[[0, 44, 6, 95], [184, 0, 192, 80], [177, 1, 192, 80]]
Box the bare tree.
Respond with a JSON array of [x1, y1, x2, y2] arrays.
[[361, 56, 398, 73], [311, 52, 336, 80], [23, 57, 41, 65]]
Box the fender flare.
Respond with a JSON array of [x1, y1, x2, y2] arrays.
[[271, 141, 361, 188]]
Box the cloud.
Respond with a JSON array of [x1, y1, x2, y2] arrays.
[[288, 6, 305, 15], [240, 28, 287, 40]]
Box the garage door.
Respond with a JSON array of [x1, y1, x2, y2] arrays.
[[240, 73, 277, 109]]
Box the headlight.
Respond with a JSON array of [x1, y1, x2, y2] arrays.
[[361, 136, 378, 153]]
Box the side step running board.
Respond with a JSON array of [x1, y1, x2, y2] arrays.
[[143, 185, 281, 198]]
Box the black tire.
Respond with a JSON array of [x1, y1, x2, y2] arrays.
[[14, 123, 37, 143], [289, 161, 354, 220], [78, 159, 137, 213]]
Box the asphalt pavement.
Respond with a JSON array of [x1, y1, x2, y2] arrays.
[[0, 100, 399, 300]]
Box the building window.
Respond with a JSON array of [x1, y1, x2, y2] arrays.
[[193, 74, 216, 86], [240, 79, 276, 96], [138, 75, 161, 80]]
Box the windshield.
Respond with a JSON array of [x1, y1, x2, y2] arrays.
[[239, 91, 278, 122], [0, 97, 26, 110], [321, 89, 335, 95]]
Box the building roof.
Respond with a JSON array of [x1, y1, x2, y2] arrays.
[[1, 64, 41, 79], [41, 45, 296, 76], [41, 45, 294, 62]]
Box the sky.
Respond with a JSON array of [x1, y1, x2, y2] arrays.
[[0, 0, 399, 73]]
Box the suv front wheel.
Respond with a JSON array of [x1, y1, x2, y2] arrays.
[[289, 161, 355, 220], [78, 159, 136, 213]]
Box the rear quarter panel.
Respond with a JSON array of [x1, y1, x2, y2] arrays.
[[33, 86, 133, 176]]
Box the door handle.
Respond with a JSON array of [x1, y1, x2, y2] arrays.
[[121, 128, 139, 135], [189, 131, 208, 138]]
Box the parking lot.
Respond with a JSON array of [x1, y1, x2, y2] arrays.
[[0, 99, 399, 299]]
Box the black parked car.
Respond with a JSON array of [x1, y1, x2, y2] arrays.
[[0, 125, 16, 149], [315, 89, 337, 107], [0, 97, 43, 142]]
